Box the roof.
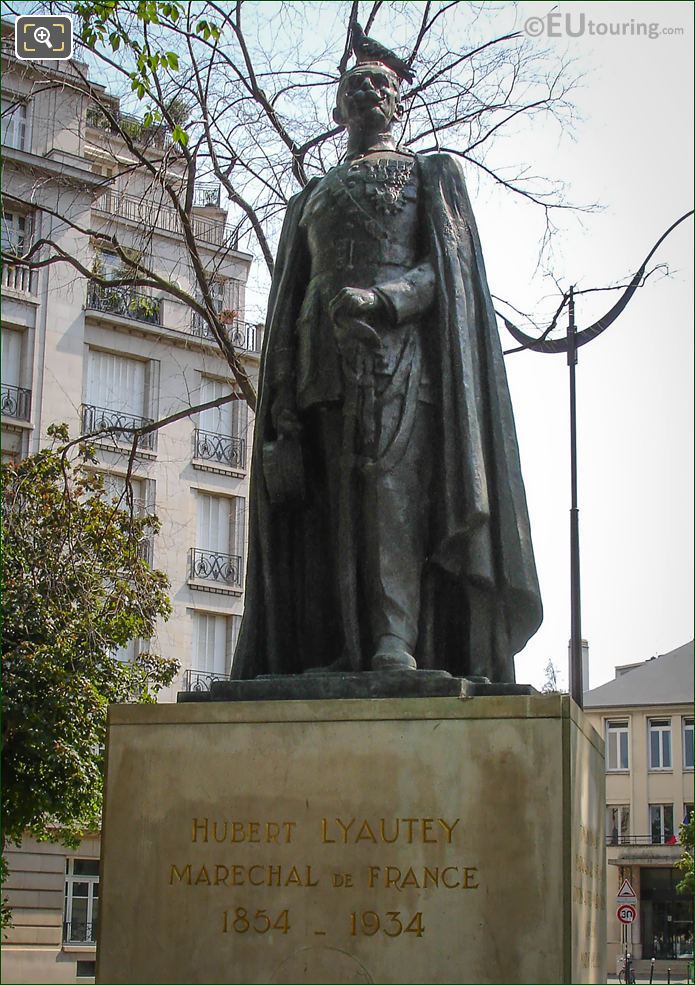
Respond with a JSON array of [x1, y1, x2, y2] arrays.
[[583, 640, 693, 708]]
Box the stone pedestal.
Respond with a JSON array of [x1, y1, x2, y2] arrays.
[[97, 694, 606, 984]]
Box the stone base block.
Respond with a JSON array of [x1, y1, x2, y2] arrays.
[[97, 695, 606, 984]]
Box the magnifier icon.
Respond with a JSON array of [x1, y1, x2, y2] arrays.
[[34, 26, 53, 47]]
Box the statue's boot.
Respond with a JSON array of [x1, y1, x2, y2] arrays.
[[370, 634, 417, 672]]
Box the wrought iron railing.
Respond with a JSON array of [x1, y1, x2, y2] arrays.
[[193, 429, 246, 470], [189, 315, 259, 352], [193, 182, 221, 208], [86, 282, 162, 325], [93, 188, 239, 247], [81, 404, 157, 451], [189, 548, 242, 587], [63, 920, 97, 944], [606, 833, 678, 847], [1, 383, 31, 420], [2, 262, 33, 293], [182, 668, 233, 692]]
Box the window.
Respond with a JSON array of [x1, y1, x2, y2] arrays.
[[197, 493, 245, 561], [195, 378, 248, 470], [684, 804, 694, 825], [606, 720, 629, 771], [649, 718, 672, 770], [1, 211, 29, 255], [191, 612, 237, 676], [1, 328, 22, 390], [649, 804, 674, 845], [84, 349, 158, 449], [1, 96, 27, 150], [684, 718, 694, 770], [64, 858, 99, 944], [76, 960, 96, 979], [606, 805, 630, 845], [1, 328, 31, 420], [199, 377, 247, 439]]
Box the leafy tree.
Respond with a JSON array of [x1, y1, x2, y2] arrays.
[[2, 0, 580, 412], [676, 810, 695, 896], [1, 426, 177, 923]]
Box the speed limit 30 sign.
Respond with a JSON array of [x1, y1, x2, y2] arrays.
[[617, 903, 637, 924]]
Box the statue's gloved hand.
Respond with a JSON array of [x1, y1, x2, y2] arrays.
[[329, 287, 384, 350], [270, 381, 301, 438]]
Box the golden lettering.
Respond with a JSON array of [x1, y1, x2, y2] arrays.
[[194, 865, 211, 885], [441, 867, 459, 888], [462, 867, 479, 889], [355, 820, 377, 843], [266, 822, 280, 844], [421, 819, 435, 843], [231, 865, 245, 886], [282, 822, 297, 843], [321, 817, 462, 844], [367, 865, 480, 891], [248, 865, 265, 886], [336, 818, 356, 841], [401, 867, 419, 888], [214, 865, 230, 886], [248, 822, 260, 843], [170, 863, 191, 885], [212, 821, 228, 843], [379, 819, 400, 843], [192, 818, 208, 843], [423, 867, 439, 888], [438, 818, 460, 843], [386, 866, 402, 889]]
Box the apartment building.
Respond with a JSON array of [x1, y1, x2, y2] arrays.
[[2, 23, 258, 983], [584, 641, 694, 973]]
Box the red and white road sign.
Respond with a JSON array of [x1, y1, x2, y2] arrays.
[[616, 878, 637, 902], [617, 903, 637, 925]]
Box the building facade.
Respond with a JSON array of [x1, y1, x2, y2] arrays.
[[2, 24, 258, 983], [584, 641, 694, 972]]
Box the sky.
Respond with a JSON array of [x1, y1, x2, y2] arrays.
[[243, 0, 694, 691], [472, 1, 694, 690]]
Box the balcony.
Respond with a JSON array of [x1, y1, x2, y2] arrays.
[[81, 403, 157, 452], [1, 383, 31, 421], [189, 548, 242, 592], [193, 428, 246, 470], [63, 920, 97, 945], [193, 182, 221, 208], [181, 668, 233, 693], [606, 834, 679, 847], [190, 314, 259, 352], [86, 283, 162, 325], [94, 188, 239, 248], [86, 105, 170, 149], [2, 262, 33, 294]]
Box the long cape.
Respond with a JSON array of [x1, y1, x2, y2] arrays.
[[233, 154, 542, 681]]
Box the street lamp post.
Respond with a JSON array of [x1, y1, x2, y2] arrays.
[[499, 210, 693, 708]]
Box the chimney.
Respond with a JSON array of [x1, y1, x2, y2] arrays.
[[568, 639, 590, 692]]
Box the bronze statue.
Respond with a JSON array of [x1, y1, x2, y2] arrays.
[[232, 43, 542, 683]]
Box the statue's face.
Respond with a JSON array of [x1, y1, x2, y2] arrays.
[[334, 66, 402, 131]]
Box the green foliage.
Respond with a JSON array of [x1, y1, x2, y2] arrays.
[[676, 811, 695, 895], [1, 427, 177, 852], [74, 0, 219, 146]]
